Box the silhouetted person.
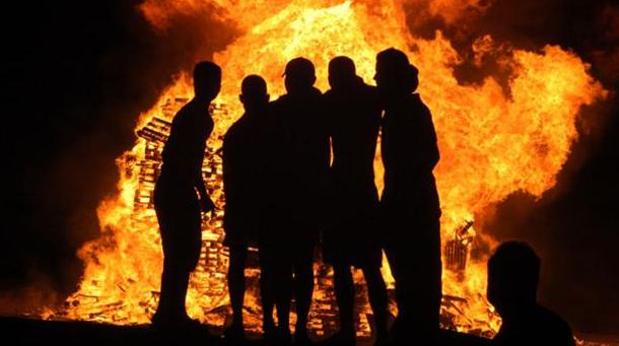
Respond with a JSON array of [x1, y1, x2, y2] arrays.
[[271, 57, 330, 345], [222, 75, 277, 342], [375, 48, 442, 345], [322, 56, 389, 346], [152, 61, 220, 329], [488, 242, 575, 346]]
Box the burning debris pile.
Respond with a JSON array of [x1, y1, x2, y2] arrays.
[[61, 97, 379, 336], [53, 0, 606, 339], [59, 92, 497, 337], [61, 97, 235, 324], [445, 221, 475, 276]]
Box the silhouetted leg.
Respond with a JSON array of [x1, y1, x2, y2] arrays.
[[293, 243, 314, 341], [154, 207, 183, 323], [409, 217, 442, 345], [153, 236, 199, 324], [333, 263, 355, 335], [384, 238, 403, 334], [228, 245, 248, 333], [385, 228, 416, 345], [276, 273, 292, 336], [275, 249, 293, 341], [156, 256, 191, 322], [362, 266, 389, 341], [153, 183, 203, 330], [260, 272, 275, 333], [386, 217, 441, 346], [259, 245, 276, 334]]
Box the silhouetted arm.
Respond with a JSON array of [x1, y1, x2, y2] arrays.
[[385, 98, 439, 193], [195, 169, 213, 212], [222, 131, 239, 208], [419, 105, 440, 172], [319, 97, 332, 190], [189, 114, 214, 213]]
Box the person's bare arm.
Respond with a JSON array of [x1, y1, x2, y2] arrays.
[[192, 122, 214, 213], [416, 104, 440, 172], [195, 170, 213, 212]]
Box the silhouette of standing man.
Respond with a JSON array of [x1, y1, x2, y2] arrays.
[[323, 56, 389, 346], [222, 75, 270, 342], [223, 75, 286, 342], [152, 61, 220, 329], [375, 48, 442, 345], [488, 242, 575, 346], [271, 57, 329, 345]]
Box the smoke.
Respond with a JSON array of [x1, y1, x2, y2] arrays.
[[405, 0, 619, 89], [588, 4, 619, 87]]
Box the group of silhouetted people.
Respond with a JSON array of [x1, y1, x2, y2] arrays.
[[151, 49, 575, 346]]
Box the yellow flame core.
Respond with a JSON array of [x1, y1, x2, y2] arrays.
[[62, 0, 606, 335]]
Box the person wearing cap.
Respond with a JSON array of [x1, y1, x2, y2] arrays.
[[375, 48, 442, 345], [270, 57, 330, 345], [322, 56, 389, 346]]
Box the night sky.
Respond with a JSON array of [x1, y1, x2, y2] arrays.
[[2, 0, 618, 334]]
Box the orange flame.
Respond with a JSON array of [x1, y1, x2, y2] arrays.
[[60, 0, 606, 335]]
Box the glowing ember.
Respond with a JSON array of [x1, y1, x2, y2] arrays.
[[57, 0, 606, 337]]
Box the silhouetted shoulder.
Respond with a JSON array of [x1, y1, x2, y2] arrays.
[[409, 93, 431, 116], [166, 102, 191, 135], [161, 100, 212, 175], [534, 306, 575, 345], [174, 100, 210, 125], [269, 94, 291, 114], [493, 305, 575, 346], [310, 86, 323, 98], [271, 94, 287, 106], [167, 100, 213, 142], [323, 78, 380, 123], [324, 77, 378, 98], [274, 87, 323, 103], [361, 82, 379, 97], [269, 97, 286, 122], [223, 119, 243, 142], [271, 87, 326, 134]]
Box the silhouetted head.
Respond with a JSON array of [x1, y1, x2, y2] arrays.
[[328, 56, 357, 90], [283, 57, 316, 94], [487, 241, 541, 317], [194, 61, 221, 102], [240, 75, 269, 114], [375, 48, 418, 98]]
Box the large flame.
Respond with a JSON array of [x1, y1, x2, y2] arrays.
[[60, 0, 606, 336]]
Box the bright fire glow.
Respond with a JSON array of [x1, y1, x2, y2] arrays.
[[59, 0, 606, 336]]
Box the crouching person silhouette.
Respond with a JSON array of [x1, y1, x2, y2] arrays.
[[222, 75, 284, 343], [152, 61, 220, 329], [488, 242, 575, 346]]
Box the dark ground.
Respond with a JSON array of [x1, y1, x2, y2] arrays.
[[1, 317, 618, 346], [0, 317, 490, 346], [1, 0, 619, 336]]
